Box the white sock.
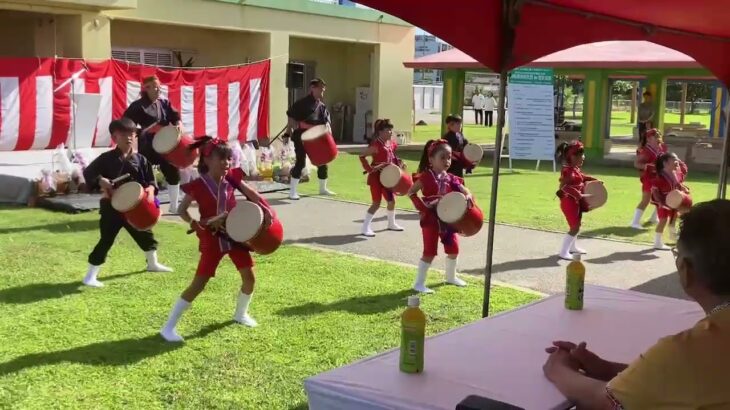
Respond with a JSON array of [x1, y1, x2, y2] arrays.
[[289, 177, 300, 199], [630, 208, 643, 227], [649, 208, 658, 223], [413, 260, 434, 293], [570, 238, 586, 254], [387, 210, 404, 231], [559, 234, 576, 259], [168, 184, 180, 213], [234, 291, 257, 327], [362, 212, 375, 236], [668, 225, 677, 240], [160, 298, 190, 342], [654, 232, 669, 250], [145, 250, 173, 272], [319, 178, 334, 194], [82, 264, 103, 287], [445, 257, 466, 287]]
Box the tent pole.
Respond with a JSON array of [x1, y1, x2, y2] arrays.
[[718, 104, 730, 199], [482, 69, 509, 318]]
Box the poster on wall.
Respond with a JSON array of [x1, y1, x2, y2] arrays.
[[507, 67, 555, 160]]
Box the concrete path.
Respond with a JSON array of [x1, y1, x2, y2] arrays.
[[164, 193, 685, 299]]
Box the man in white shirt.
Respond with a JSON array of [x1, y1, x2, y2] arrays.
[[484, 92, 497, 127], [471, 90, 484, 125]]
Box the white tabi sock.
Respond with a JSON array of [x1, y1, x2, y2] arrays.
[[559, 234, 576, 260], [445, 257, 466, 287], [387, 210, 404, 231], [289, 177, 300, 200], [654, 232, 670, 250], [233, 291, 257, 327], [361, 212, 376, 237], [82, 264, 103, 288], [630, 208, 644, 228], [160, 298, 190, 342], [168, 184, 180, 214], [145, 250, 173, 272], [413, 260, 434, 294]]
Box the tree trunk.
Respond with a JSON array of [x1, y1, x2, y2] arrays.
[[572, 95, 578, 118], [680, 83, 687, 124]]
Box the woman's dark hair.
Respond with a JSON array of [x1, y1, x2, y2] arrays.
[[417, 139, 450, 173], [555, 141, 583, 164], [655, 152, 677, 174], [678, 199, 730, 296], [189, 136, 232, 174], [366, 119, 394, 144]]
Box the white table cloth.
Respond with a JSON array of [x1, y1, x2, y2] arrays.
[[305, 285, 704, 410]]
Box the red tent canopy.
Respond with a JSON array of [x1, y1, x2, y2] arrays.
[[356, 0, 730, 86]]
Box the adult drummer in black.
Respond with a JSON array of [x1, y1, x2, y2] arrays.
[[283, 78, 335, 200], [123, 75, 183, 213]]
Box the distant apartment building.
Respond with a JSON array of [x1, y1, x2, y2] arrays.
[[414, 34, 452, 83]]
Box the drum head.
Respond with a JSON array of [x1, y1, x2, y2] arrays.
[[436, 192, 468, 223], [379, 164, 402, 188], [463, 144, 484, 163], [583, 181, 608, 209], [666, 190, 683, 209], [111, 182, 143, 212], [301, 125, 330, 142], [152, 126, 180, 154], [225, 201, 264, 243]]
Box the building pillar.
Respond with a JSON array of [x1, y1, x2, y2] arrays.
[[643, 73, 667, 133], [51, 12, 110, 58], [371, 37, 414, 137], [581, 70, 609, 158], [440, 69, 465, 136], [709, 82, 728, 138]]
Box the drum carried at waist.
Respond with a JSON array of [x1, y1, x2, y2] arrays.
[[436, 192, 484, 237], [462, 143, 484, 166], [666, 189, 692, 213], [300, 124, 338, 166], [582, 181, 608, 211], [225, 201, 284, 255], [111, 181, 161, 231], [378, 164, 412, 195], [152, 126, 198, 169]]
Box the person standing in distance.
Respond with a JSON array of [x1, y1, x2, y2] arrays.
[[283, 78, 335, 200]]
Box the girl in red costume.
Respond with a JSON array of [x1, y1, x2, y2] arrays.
[[555, 141, 603, 260], [650, 152, 689, 250], [160, 137, 275, 342], [407, 139, 473, 293], [630, 128, 666, 228], [358, 119, 405, 236]]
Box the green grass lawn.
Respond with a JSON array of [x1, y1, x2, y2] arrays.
[[0, 207, 537, 409], [300, 152, 720, 244], [413, 124, 496, 144], [566, 111, 711, 138]]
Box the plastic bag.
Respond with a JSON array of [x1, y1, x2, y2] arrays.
[[241, 142, 258, 176], [53, 143, 74, 175], [39, 169, 55, 193], [229, 140, 244, 169]]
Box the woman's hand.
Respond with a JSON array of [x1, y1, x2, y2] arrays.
[[99, 178, 113, 191], [205, 215, 226, 232], [546, 341, 617, 381], [543, 348, 580, 383], [262, 209, 273, 228]]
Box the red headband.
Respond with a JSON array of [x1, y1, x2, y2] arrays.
[[199, 137, 226, 157], [646, 128, 660, 139], [427, 139, 449, 157], [565, 141, 584, 160]]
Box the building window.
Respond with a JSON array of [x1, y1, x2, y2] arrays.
[[112, 47, 174, 67]]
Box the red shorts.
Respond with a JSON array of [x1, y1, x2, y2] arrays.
[[369, 182, 395, 203], [657, 206, 677, 221], [196, 247, 253, 277], [560, 197, 583, 231], [422, 226, 459, 257]]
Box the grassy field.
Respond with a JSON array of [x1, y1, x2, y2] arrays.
[[300, 152, 720, 244], [0, 207, 538, 409], [412, 111, 712, 144]]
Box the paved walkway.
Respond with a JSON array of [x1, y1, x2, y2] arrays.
[[164, 193, 685, 299]]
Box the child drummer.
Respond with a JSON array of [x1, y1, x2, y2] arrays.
[[160, 136, 275, 342], [442, 114, 473, 179], [407, 139, 473, 293], [358, 119, 405, 236], [555, 140, 603, 260], [81, 118, 172, 288], [630, 128, 666, 229], [650, 152, 689, 250]]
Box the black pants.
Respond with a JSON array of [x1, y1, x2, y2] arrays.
[[88, 200, 158, 266], [290, 134, 328, 180], [485, 110, 494, 127], [139, 134, 180, 185], [474, 109, 483, 125]]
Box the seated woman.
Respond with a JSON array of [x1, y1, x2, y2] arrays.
[[543, 199, 730, 408]]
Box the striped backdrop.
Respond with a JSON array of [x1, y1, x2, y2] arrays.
[[0, 58, 270, 151]]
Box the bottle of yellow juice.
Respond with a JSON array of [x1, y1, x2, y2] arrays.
[[399, 295, 426, 373], [565, 253, 585, 310]]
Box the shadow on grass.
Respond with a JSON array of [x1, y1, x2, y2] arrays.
[[579, 226, 649, 239], [631, 271, 688, 300], [288, 403, 308, 410], [463, 256, 562, 276], [284, 234, 369, 247], [0, 321, 233, 376], [584, 249, 659, 265], [0, 219, 99, 235], [277, 285, 444, 317], [0, 270, 147, 305]]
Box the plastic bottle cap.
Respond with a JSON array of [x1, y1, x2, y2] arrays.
[[573, 253, 582, 261], [407, 295, 420, 307]]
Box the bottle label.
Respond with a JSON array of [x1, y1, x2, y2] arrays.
[[400, 323, 424, 373], [565, 274, 584, 310]]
